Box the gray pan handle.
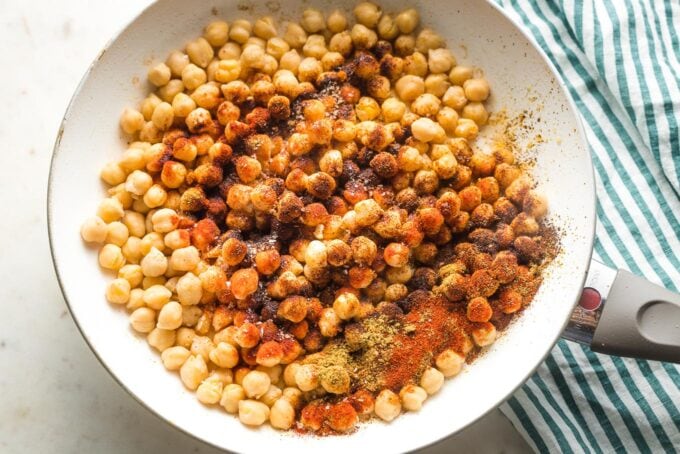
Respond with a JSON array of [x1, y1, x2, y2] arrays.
[[563, 260, 680, 363]]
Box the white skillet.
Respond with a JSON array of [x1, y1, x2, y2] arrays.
[[47, 0, 680, 452]]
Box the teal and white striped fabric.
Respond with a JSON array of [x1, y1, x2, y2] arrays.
[[493, 0, 680, 452]]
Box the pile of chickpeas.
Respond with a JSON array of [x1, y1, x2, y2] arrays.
[[81, 2, 549, 433]]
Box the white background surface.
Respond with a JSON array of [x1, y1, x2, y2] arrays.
[[0, 1, 530, 452]]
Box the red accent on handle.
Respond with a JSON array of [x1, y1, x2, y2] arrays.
[[579, 287, 601, 311]]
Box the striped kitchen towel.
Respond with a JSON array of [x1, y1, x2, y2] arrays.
[[493, 0, 680, 452]]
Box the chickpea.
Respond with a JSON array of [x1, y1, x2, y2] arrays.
[[118, 264, 143, 288], [125, 171, 152, 198], [141, 184, 167, 209], [318, 307, 341, 337], [104, 222, 128, 247], [333, 292, 360, 320], [121, 148, 147, 175], [324, 239, 351, 267], [140, 231, 165, 255], [196, 379, 224, 405], [411, 93, 441, 117], [142, 284, 171, 310], [295, 364, 319, 391], [147, 62, 171, 87], [164, 51, 189, 78], [380, 98, 405, 123], [462, 77, 490, 102], [157, 80, 184, 105], [217, 42, 240, 61], [404, 51, 428, 77], [250, 16, 275, 40], [122, 237, 143, 264], [472, 322, 497, 347], [242, 370, 271, 399], [327, 9, 348, 33], [505, 174, 532, 206], [455, 118, 479, 140], [100, 162, 126, 187], [185, 107, 212, 134], [256, 341, 284, 367], [81, 216, 108, 243], [190, 336, 215, 362], [99, 244, 125, 270], [329, 31, 353, 56], [462, 102, 489, 126], [174, 326, 196, 348], [416, 28, 445, 54], [140, 247, 167, 277], [120, 107, 145, 134], [399, 384, 427, 411], [394, 34, 416, 56], [397, 146, 422, 172], [202, 20, 229, 47], [234, 156, 261, 183], [240, 44, 265, 70], [147, 327, 176, 352], [105, 278, 130, 304], [149, 208, 177, 233], [97, 197, 124, 223], [168, 246, 199, 272], [354, 2, 382, 28], [217, 383, 245, 414], [157, 301, 182, 330], [161, 345, 191, 370], [355, 96, 381, 121], [151, 102, 175, 131], [447, 65, 472, 85], [350, 24, 378, 49], [395, 8, 419, 33], [395, 75, 425, 102], [467, 153, 495, 178], [253, 249, 280, 276], [297, 57, 323, 83], [420, 367, 445, 395], [443, 85, 468, 110], [283, 22, 307, 49], [411, 117, 446, 143], [383, 242, 410, 268], [428, 48, 456, 74], [498, 289, 523, 314], [434, 107, 458, 135], [185, 37, 214, 68], [301, 8, 324, 33], [179, 354, 209, 390], [380, 283, 405, 301], [435, 348, 465, 377], [130, 307, 156, 333], [177, 272, 203, 305], [375, 389, 401, 422], [270, 398, 295, 430], [283, 363, 301, 387], [225, 20, 249, 44], [238, 400, 270, 426], [230, 268, 259, 300]]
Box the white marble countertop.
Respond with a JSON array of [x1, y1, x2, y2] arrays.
[[0, 1, 530, 452]]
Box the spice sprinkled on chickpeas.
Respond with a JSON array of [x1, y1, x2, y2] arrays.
[[86, 3, 557, 435]]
